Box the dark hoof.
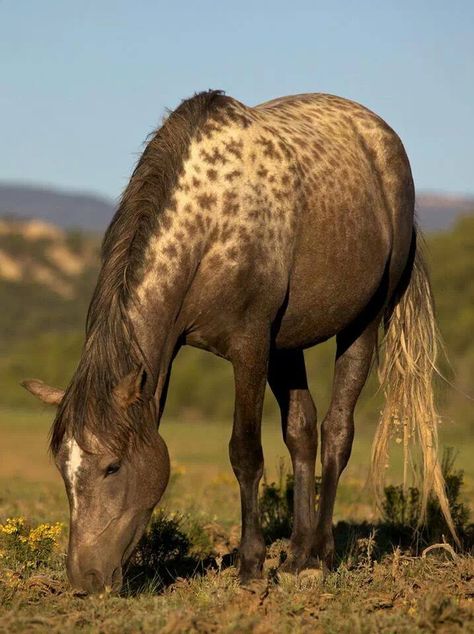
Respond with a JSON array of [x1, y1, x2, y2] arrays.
[[238, 562, 263, 586], [279, 554, 320, 575], [312, 538, 335, 572], [278, 549, 321, 575], [278, 557, 323, 588], [238, 578, 267, 596], [312, 549, 334, 573]]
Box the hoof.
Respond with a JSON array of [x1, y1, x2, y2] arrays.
[[279, 554, 320, 575], [238, 563, 263, 586], [312, 537, 335, 571]]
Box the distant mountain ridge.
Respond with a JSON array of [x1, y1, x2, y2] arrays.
[[0, 182, 472, 232], [415, 193, 474, 231], [0, 183, 116, 231]]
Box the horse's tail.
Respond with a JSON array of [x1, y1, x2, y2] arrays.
[[370, 229, 459, 544]]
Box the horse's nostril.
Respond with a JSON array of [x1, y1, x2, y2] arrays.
[[84, 569, 105, 593]]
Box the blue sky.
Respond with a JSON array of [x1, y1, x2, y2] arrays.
[[1, 1, 473, 201]]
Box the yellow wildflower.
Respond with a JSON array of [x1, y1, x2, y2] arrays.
[[0, 517, 25, 535], [26, 523, 63, 548]]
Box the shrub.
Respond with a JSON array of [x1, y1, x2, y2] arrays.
[[124, 510, 209, 593], [382, 447, 472, 547], [0, 517, 64, 570]]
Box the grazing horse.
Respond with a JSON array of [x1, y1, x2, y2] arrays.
[[23, 90, 455, 593]]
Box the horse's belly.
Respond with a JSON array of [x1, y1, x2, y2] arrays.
[[275, 224, 389, 349], [276, 288, 373, 348]]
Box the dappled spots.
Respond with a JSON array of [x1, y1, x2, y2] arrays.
[[200, 147, 228, 166], [224, 138, 244, 160], [196, 192, 217, 211], [224, 169, 242, 182], [256, 136, 281, 160], [163, 241, 179, 260], [222, 190, 240, 216], [130, 90, 408, 317]]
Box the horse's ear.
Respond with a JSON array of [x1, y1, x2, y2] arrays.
[[21, 379, 65, 406], [113, 366, 148, 408]]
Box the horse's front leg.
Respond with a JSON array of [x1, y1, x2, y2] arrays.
[[229, 332, 269, 584]]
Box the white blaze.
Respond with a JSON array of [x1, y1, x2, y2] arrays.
[[66, 437, 83, 518]]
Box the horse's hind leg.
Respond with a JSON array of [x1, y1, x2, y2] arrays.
[[313, 320, 379, 569], [268, 349, 318, 572]]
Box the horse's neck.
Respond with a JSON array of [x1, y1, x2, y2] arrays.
[[127, 214, 204, 403]]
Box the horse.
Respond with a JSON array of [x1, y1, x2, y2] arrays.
[[22, 90, 455, 594]]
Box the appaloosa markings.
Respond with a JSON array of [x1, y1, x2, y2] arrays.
[[22, 90, 456, 594], [131, 102, 298, 330]]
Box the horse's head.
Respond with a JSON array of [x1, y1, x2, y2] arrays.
[[21, 368, 170, 594]]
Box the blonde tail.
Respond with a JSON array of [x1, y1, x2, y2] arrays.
[[371, 231, 459, 544]]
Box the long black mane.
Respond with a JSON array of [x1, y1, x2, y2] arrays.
[[50, 90, 230, 455]]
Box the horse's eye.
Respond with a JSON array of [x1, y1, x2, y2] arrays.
[[105, 463, 121, 477]]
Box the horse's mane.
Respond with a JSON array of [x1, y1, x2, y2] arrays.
[[50, 90, 230, 455]]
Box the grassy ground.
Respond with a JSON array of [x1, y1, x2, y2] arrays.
[[1, 406, 473, 632]]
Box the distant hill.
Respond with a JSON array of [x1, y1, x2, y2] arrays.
[[0, 183, 115, 231], [0, 182, 472, 232], [416, 193, 474, 231], [0, 218, 99, 351], [0, 218, 99, 301]]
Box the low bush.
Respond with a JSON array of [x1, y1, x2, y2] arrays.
[[382, 447, 473, 548], [0, 517, 64, 571]]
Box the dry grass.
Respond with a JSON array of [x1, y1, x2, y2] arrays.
[[1, 537, 473, 633]]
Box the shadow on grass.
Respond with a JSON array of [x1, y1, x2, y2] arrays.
[[122, 512, 237, 596], [123, 513, 473, 597], [123, 513, 473, 598], [332, 519, 474, 565], [261, 448, 474, 562]]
